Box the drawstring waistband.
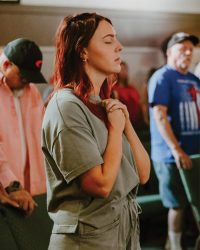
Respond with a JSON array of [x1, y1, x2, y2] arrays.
[[127, 194, 142, 249]]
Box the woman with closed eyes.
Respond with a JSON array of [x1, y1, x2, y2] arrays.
[[42, 12, 150, 250]]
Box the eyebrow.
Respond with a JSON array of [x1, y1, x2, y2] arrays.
[[102, 34, 115, 39]]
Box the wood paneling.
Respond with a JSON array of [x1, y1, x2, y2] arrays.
[[0, 4, 200, 48]]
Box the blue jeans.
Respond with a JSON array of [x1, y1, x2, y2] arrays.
[[153, 161, 188, 209]]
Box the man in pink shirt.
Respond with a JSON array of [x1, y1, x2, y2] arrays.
[[0, 38, 47, 215]]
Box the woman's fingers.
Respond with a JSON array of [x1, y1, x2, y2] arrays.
[[102, 99, 123, 111], [102, 99, 129, 121]]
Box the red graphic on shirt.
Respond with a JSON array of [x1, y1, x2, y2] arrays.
[[187, 86, 200, 126]]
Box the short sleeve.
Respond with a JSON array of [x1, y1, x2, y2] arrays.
[[52, 127, 104, 183], [148, 71, 171, 107]]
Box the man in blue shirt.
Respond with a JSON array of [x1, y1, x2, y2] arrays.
[[148, 32, 200, 250]]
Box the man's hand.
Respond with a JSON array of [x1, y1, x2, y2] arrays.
[[171, 147, 192, 169], [8, 190, 38, 216], [153, 105, 193, 170], [0, 183, 19, 208]]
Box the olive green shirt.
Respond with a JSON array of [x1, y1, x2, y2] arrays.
[[42, 89, 139, 234]]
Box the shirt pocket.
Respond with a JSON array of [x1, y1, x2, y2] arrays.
[[51, 210, 79, 234]]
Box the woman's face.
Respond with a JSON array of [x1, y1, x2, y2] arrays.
[[84, 20, 123, 77]]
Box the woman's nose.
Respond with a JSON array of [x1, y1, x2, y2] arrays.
[[116, 40, 123, 52]]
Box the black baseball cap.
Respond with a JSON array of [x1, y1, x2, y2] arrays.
[[4, 38, 47, 83], [167, 32, 199, 49]]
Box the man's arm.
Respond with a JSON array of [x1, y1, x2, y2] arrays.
[[153, 105, 192, 169], [0, 135, 19, 187]]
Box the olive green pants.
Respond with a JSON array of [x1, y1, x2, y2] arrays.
[[48, 197, 141, 250]]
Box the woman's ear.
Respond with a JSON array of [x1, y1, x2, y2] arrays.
[[80, 48, 88, 62]]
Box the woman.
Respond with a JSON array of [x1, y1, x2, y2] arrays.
[[42, 13, 150, 250], [112, 61, 143, 130]]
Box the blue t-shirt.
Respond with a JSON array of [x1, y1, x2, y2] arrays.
[[148, 64, 200, 163]]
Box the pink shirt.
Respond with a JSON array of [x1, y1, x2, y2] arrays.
[[0, 81, 46, 195]]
